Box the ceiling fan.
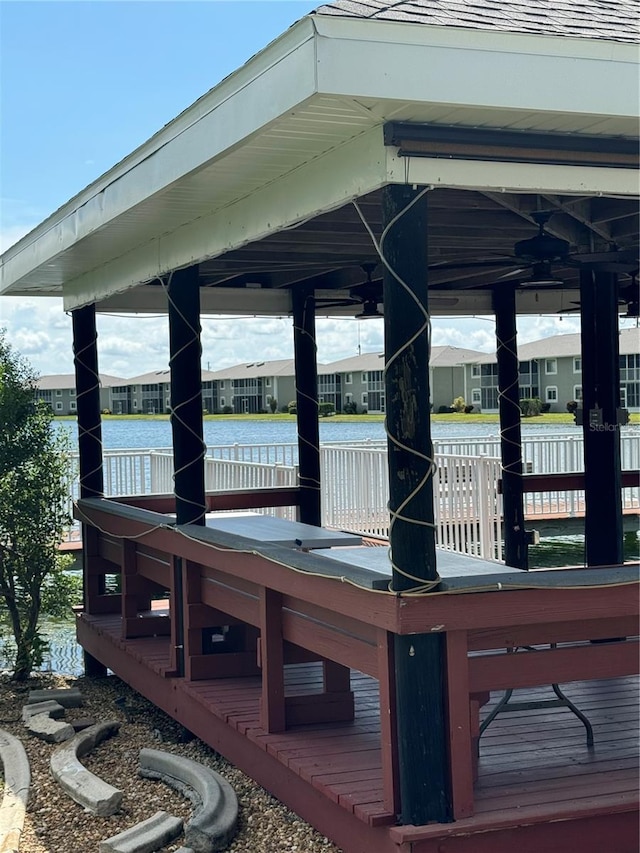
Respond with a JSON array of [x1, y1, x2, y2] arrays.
[[558, 275, 640, 317], [427, 210, 640, 286]]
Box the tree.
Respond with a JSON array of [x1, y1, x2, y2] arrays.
[[0, 333, 72, 679]]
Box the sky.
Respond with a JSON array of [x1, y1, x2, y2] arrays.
[[0, 0, 617, 380]]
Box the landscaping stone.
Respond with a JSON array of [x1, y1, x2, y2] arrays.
[[98, 811, 183, 853], [139, 748, 238, 852], [27, 688, 83, 708], [21, 701, 65, 722], [0, 729, 30, 853], [25, 714, 74, 744], [50, 721, 122, 816]]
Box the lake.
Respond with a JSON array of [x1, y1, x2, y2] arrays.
[[54, 416, 592, 451]]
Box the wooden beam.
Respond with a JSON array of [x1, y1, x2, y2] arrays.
[[579, 268, 624, 566], [382, 183, 452, 825], [292, 285, 321, 525], [493, 285, 528, 569]]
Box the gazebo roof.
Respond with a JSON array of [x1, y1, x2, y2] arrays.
[[1, 0, 637, 319]]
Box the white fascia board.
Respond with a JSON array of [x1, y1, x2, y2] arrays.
[[1, 18, 319, 295], [62, 126, 388, 310], [313, 17, 639, 123], [97, 286, 292, 316], [387, 150, 639, 197]]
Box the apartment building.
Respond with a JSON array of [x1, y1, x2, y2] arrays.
[[467, 328, 640, 412], [35, 373, 125, 415]]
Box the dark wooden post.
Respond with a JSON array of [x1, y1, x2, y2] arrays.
[[382, 184, 452, 825], [72, 303, 107, 676], [168, 264, 206, 678], [493, 285, 528, 569], [72, 304, 104, 499], [579, 268, 624, 566], [292, 285, 321, 525]]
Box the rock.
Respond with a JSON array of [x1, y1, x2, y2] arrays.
[[26, 714, 75, 743]]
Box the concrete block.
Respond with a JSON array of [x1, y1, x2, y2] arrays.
[[27, 688, 83, 708], [21, 701, 65, 722], [0, 729, 30, 853], [139, 748, 238, 852], [50, 721, 122, 816], [26, 714, 75, 743], [98, 811, 183, 853]]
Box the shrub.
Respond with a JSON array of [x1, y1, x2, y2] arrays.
[[343, 401, 358, 414], [287, 400, 297, 415], [566, 400, 579, 414], [269, 398, 278, 414], [520, 397, 543, 417], [540, 402, 551, 413], [101, 409, 112, 415], [438, 405, 454, 414], [451, 396, 466, 413], [319, 402, 336, 417], [464, 405, 474, 414], [221, 405, 233, 414]]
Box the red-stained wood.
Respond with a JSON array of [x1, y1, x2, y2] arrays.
[[467, 615, 639, 650], [259, 587, 286, 733], [445, 630, 475, 818], [376, 628, 400, 818], [77, 612, 639, 852], [469, 639, 639, 693]]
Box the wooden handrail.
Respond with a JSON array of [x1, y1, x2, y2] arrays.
[[497, 470, 640, 494]]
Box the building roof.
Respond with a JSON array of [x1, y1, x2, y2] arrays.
[[326, 345, 482, 372], [209, 359, 301, 381], [1, 1, 636, 321], [473, 327, 640, 363], [36, 373, 126, 390], [314, 0, 639, 43]]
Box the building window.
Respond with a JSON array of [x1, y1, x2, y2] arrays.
[[573, 385, 583, 401], [55, 389, 62, 396], [471, 388, 481, 405], [345, 393, 353, 404], [69, 389, 76, 397], [361, 393, 368, 407], [133, 400, 138, 409], [220, 397, 225, 406], [70, 401, 77, 411], [265, 378, 271, 387], [345, 373, 352, 385], [545, 386, 558, 402], [55, 402, 63, 411], [220, 381, 225, 390], [471, 364, 481, 378], [573, 357, 582, 373], [545, 358, 557, 375]]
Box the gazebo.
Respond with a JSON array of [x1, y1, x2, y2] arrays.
[[1, 2, 638, 851]]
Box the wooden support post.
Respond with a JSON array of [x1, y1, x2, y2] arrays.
[[382, 184, 452, 825], [377, 629, 401, 817], [292, 285, 321, 526], [72, 305, 108, 677], [168, 264, 206, 527], [444, 630, 475, 819], [579, 268, 624, 566], [72, 304, 104, 499], [493, 285, 528, 569], [168, 264, 205, 679], [259, 588, 286, 733]]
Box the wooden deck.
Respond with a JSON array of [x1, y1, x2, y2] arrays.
[[73, 496, 640, 853], [77, 612, 639, 853]]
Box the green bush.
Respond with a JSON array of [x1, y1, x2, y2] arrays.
[[520, 397, 543, 417], [287, 400, 297, 415], [221, 405, 233, 414], [319, 402, 336, 417], [269, 398, 278, 414], [343, 401, 358, 414]]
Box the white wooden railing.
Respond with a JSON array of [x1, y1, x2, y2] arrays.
[[63, 431, 640, 561]]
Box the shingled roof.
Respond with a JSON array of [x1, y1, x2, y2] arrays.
[[314, 0, 640, 43]]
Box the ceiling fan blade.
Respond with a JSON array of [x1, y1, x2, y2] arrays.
[[427, 258, 519, 272]]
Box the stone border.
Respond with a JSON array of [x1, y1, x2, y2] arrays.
[[50, 721, 123, 816], [98, 810, 183, 853], [0, 729, 30, 853], [139, 748, 238, 852]]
